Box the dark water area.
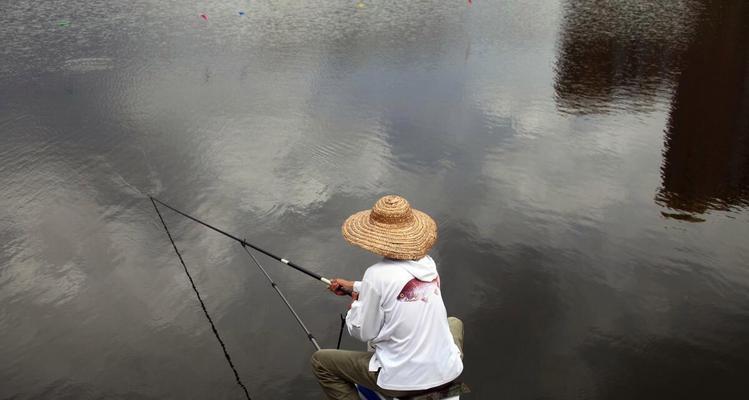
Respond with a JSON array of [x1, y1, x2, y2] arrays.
[[1, 0, 748, 399]]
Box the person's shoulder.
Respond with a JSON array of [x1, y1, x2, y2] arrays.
[[363, 259, 405, 279], [362, 259, 414, 282], [363, 260, 390, 279]]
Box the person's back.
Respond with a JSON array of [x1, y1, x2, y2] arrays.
[[354, 257, 462, 390], [311, 195, 464, 400]]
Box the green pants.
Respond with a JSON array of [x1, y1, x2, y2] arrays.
[[311, 317, 464, 400]]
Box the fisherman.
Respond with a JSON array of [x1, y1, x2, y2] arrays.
[[311, 195, 465, 400]]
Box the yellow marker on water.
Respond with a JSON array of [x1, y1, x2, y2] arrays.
[[356, 1, 366, 8]]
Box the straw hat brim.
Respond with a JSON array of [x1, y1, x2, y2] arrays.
[[342, 208, 437, 260]]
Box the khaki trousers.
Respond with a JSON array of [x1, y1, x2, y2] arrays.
[[311, 317, 464, 400]]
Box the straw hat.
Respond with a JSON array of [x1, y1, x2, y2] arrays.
[[342, 195, 437, 260]]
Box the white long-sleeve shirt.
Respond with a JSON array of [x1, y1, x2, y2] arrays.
[[346, 256, 463, 391]]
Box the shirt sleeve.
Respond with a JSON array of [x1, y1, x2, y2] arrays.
[[346, 278, 384, 342]]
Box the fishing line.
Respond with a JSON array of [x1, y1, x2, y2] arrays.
[[150, 198, 252, 400]]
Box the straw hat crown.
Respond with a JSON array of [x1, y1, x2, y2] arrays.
[[342, 195, 437, 260], [371, 195, 414, 225]]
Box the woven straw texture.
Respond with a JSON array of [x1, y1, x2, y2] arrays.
[[342, 195, 437, 260]]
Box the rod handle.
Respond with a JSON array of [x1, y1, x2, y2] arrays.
[[320, 277, 353, 297]]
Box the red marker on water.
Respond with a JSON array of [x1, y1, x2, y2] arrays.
[[200, 14, 208, 20], [468, 0, 472, 4]]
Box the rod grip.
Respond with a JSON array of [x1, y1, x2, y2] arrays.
[[321, 277, 354, 297], [339, 286, 353, 296]]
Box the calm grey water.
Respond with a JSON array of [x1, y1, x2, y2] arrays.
[[2, 0, 748, 399]]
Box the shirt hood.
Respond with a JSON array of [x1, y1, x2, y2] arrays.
[[390, 255, 438, 281]]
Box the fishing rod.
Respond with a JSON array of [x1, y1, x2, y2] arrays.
[[150, 196, 351, 295], [242, 244, 321, 351]]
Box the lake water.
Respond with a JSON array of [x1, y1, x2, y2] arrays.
[[1, 0, 748, 399]]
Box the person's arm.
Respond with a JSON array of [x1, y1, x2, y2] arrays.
[[345, 279, 384, 342]]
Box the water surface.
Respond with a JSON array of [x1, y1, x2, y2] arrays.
[[1, 0, 748, 399]]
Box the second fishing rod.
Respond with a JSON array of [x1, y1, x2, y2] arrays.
[[150, 196, 352, 296]]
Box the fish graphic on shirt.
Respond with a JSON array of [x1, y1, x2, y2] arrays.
[[397, 277, 440, 302]]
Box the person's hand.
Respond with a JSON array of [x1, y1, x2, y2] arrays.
[[328, 278, 354, 296], [348, 291, 359, 309]]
